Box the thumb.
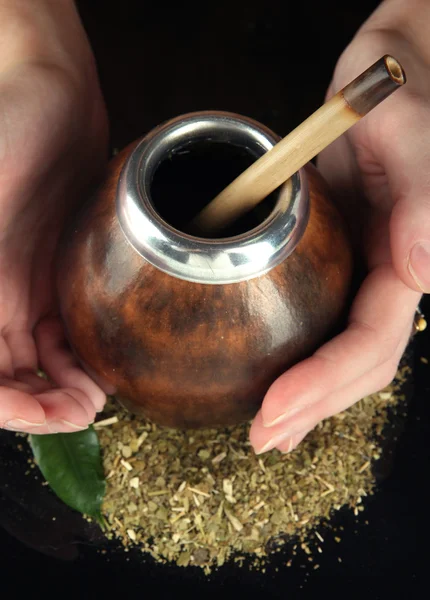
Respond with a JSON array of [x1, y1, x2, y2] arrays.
[[378, 99, 430, 293], [317, 29, 430, 293]]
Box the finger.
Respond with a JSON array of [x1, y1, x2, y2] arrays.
[[35, 316, 106, 412], [0, 387, 46, 433], [49, 386, 97, 424], [260, 265, 419, 428], [0, 374, 92, 435], [318, 34, 430, 293], [3, 330, 38, 372], [251, 410, 314, 454], [251, 342, 407, 455], [321, 104, 430, 293], [368, 98, 430, 294], [0, 374, 52, 395], [2, 340, 96, 423], [275, 428, 313, 454], [34, 388, 92, 433], [0, 382, 92, 434], [14, 369, 53, 393], [18, 359, 97, 421], [0, 377, 34, 393], [317, 129, 367, 240], [0, 337, 14, 377]]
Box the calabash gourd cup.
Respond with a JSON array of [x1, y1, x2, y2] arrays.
[[57, 111, 353, 429]]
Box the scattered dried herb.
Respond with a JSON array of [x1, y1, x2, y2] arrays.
[[96, 364, 410, 572]]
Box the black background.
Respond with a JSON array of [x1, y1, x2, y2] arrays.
[[1, 1, 429, 598]]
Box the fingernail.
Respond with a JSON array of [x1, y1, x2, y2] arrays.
[[280, 437, 295, 454], [48, 420, 88, 433], [408, 241, 430, 292], [263, 405, 307, 428], [255, 430, 292, 455], [3, 419, 46, 432], [280, 429, 311, 454], [65, 419, 92, 429]]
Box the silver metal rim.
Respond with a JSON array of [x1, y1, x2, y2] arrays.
[[116, 112, 309, 284]]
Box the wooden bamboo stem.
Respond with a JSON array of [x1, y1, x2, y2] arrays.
[[190, 55, 405, 235]]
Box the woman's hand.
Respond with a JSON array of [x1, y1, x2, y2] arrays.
[[250, 0, 428, 454], [0, 0, 108, 434]]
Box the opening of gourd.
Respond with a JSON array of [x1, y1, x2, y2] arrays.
[[149, 140, 278, 239]]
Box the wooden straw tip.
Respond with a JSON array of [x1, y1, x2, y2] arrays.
[[383, 55, 406, 86]]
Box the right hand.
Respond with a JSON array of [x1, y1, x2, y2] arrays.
[[250, 0, 429, 454]]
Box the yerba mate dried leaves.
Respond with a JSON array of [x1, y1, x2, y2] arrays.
[[98, 365, 410, 572]]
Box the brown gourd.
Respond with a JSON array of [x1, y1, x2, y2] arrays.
[[56, 112, 353, 429]]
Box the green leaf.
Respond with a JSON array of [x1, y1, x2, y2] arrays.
[[29, 426, 106, 525]]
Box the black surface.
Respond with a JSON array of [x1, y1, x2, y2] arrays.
[[1, 312, 429, 599], [2, 1, 429, 597]]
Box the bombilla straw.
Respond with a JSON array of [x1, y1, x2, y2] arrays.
[[190, 55, 406, 235]]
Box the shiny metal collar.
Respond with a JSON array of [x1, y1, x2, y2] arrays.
[[116, 112, 309, 284]]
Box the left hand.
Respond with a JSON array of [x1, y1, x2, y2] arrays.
[[250, 2, 428, 454], [0, 0, 109, 434]]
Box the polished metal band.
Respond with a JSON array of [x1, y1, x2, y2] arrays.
[[116, 112, 309, 284]]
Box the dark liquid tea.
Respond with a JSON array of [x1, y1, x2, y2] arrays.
[[150, 141, 278, 238]]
